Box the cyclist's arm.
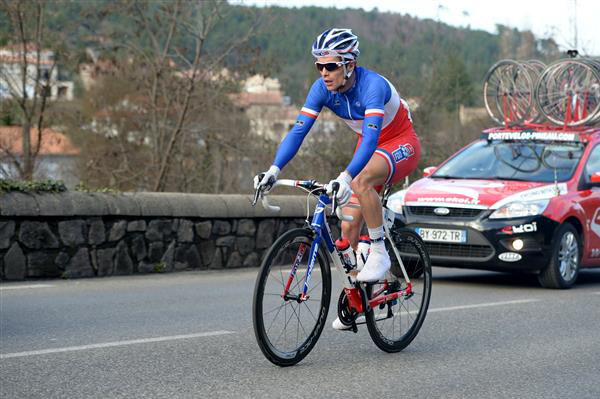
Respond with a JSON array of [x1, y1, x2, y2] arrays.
[[344, 77, 387, 178], [272, 80, 326, 170]]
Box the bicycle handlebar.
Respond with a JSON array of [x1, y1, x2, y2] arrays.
[[253, 179, 353, 221]]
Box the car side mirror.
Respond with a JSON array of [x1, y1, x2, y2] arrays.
[[423, 166, 437, 177], [590, 172, 600, 186]]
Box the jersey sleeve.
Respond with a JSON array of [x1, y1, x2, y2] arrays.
[[272, 80, 326, 170], [345, 75, 387, 178]]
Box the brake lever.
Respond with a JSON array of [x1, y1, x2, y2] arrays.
[[252, 188, 261, 207], [251, 173, 266, 207], [331, 181, 340, 216]]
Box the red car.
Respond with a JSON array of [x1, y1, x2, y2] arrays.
[[388, 126, 600, 288]]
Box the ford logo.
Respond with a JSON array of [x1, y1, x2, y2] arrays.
[[433, 207, 450, 216], [499, 252, 522, 262]]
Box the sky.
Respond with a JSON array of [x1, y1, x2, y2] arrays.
[[238, 0, 599, 55]]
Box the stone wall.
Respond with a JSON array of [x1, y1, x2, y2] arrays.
[[0, 192, 336, 280]]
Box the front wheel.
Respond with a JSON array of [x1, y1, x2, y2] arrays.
[[538, 223, 581, 289], [252, 228, 331, 366], [365, 228, 432, 353]]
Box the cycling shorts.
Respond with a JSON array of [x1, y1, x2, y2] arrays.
[[352, 128, 420, 195]]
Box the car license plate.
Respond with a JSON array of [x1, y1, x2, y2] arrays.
[[415, 228, 467, 243]]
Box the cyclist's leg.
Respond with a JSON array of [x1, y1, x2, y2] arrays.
[[341, 202, 363, 249], [356, 132, 421, 281]]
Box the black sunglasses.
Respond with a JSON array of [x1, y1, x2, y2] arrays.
[[315, 61, 348, 72]]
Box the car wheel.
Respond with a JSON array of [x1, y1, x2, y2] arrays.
[[538, 223, 581, 289]]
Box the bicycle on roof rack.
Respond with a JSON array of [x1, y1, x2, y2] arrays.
[[483, 51, 600, 128], [251, 178, 432, 367]]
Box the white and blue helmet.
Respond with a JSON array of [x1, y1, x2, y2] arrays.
[[312, 28, 360, 60]]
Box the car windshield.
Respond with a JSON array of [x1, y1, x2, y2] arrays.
[[433, 139, 585, 182]]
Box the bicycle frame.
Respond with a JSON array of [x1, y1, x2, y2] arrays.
[[274, 182, 413, 313]]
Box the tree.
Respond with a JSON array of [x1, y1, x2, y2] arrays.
[[0, 0, 60, 180], [77, 0, 260, 192]]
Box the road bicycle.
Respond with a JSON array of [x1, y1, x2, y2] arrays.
[[251, 178, 432, 366]]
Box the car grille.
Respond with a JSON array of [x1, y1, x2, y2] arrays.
[[406, 206, 483, 219], [398, 242, 494, 259]]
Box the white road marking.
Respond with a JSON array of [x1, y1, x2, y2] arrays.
[[428, 299, 540, 313], [0, 330, 235, 360], [0, 284, 55, 291]]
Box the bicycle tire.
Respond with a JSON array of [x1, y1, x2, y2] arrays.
[[365, 228, 432, 353], [483, 60, 533, 126], [252, 228, 331, 366], [535, 59, 600, 126]]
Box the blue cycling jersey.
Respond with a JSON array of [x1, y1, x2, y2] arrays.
[[273, 66, 411, 178]]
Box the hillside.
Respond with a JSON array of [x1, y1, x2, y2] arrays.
[[204, 4, 561, 105]]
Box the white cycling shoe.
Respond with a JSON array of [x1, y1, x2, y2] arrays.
[[356, 249, 390, 282], [332, 314, 367, 330], [332, 317, 352, 330]]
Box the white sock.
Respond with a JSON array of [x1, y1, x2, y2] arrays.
[[368, 225, 385, 253]]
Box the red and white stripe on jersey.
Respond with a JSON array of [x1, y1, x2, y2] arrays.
[[300, 107, 319, 119], [365, 108, 385, 118]]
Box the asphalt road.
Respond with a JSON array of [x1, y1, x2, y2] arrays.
[[1, 266, 600, 399]]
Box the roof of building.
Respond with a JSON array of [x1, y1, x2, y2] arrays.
[[230, 91, 285, 107], [0, 126, 80, 156]]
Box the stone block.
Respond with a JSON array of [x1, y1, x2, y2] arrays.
[[210, 247, 223, 269], [195, 221, 212, 240], [130, 235, 147, 261], [0, 221, 15, 249], [19, 221, 59, 249], [184, 245, 202, 269], [58, 220, 86, 247], [148, 242, 164, 263], [161, 241, 175, 272], [198, 240, 215, 267], [108, 221, 127, 241], [243, 252, 261, 268], [94, 248, 115, 276], [212, 220, 231, 236], [235, 237, 255, 256], [177, 219, 194, 243], [114, 241, 133, 275], [216, 236, 235, 247], [88, 218, 106, 245], [64, 248, 94, 278], [28, 251, 61, 278], [236, 219, 256, 236], [127, 220, 147, 232], [54, 251, 70, 268], [146, 220, 172, 241], [256, 219, 276, 249], [3, 242, 26, 280], [137, 261, 156, 274], [226, 251, 243, 268]]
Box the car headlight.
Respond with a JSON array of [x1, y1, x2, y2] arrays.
[[489, 199, 549, 219], [387, 199, 403, 215]]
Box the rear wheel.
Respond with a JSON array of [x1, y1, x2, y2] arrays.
[[365, 228, 432, 352], [253, 228, 331, 366], [538, 223, 581, 289]]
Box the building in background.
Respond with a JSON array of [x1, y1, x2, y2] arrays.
[[0, 126, 80, 187], [0, 44, 73, 101]]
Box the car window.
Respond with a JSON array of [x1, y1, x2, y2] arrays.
[[585, 144, 600, 175], [433, 139, 585, 183]]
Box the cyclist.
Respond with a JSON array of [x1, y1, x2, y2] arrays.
[[254, 28, 420, 306]]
